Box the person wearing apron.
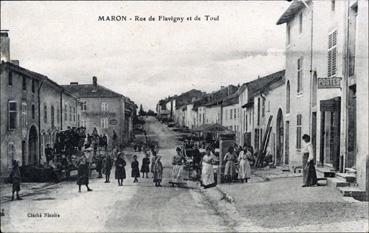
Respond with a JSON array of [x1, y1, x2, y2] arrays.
[[302, 134, 317, 187]]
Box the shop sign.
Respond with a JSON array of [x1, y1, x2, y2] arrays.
[[109, 119, 118, 125], [318, 77, 341, 89]]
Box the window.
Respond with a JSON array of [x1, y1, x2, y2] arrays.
[[101, 118, 108, 129], [81, 102, 87, 111], [21, 102, 27, 127], [64, 104, 68, 122], [331, 0, 335, 11], [328, 30, 337, 77], [101, 102, 108, 112], [287, 24, 291, 45], [257, 97, 261, 126], [262, 98, 265, 117], [296, 114, 302, 150], [245, 115, 248, 132], [234, 108, 236, 119], [267, 101, 270, 112], [297, 57, 303, 93], [230, 109, 233, 120], [8, 101, 17, 130], [225, 109, 228, 120], [299, 12, 303, 34], [286, 81, 291, 113], [69, 105, 72, 121], [51, 105, 55, 128], [44, 104, 48, 124], [31, 79, 35, 93], [230, 125, 233, 131], [22, 77, 27, 91], [77, 115, 80, 127], [8, 72, 13, 86], [32, 104, 35, 119], [81, 120, 87, 128]]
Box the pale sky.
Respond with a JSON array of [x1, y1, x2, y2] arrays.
[[1, 1, 289, 110]]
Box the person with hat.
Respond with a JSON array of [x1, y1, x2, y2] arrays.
[[77, 154, 92, 192], [150, 150, 157, 178], [115, 152, 126, 186], [131, 155, 140, 183], [9, 160, 22, 200], [153, 156, 163, 187], [170, 147, 186, 186], [140, 151, 150, 178]]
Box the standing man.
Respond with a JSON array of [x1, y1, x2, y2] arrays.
[[84, 147, 94, 178], [77, 154, 93, 192], [103, 153, 113, 183], [9, 160, 22, 201]]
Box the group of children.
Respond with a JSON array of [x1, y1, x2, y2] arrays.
[[138, 149, 164, 187]]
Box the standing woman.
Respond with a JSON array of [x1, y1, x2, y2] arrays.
[[77, 154, 92, 192], [115, 152, 126, 186], [201, 147, 216, 189], [224, 146, 236, 183], [151, 150, 157, 178], [153, 156, 163, 187], [104, 153, 113, 183], [302, 134, 317, 187], [238, 146, 251, 183], [171, 147, 186, 185]]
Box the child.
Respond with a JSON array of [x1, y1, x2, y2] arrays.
[[131, 155, 140, 183], [103, 153, 113, 183], [153, 156, 163, 187], [115, 152, 126, 186], [9, 160, 22, 201], [140, 152, 150, 178]]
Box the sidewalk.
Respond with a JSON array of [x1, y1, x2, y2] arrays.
[[0, 182, 57, 203], [211, 177, 368, 231]]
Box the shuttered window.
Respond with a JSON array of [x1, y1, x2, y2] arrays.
[[328, 30, 337, 77], [8, 101, 17, 130], [297, 57, 303, 93]]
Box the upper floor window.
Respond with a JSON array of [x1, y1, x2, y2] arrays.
[[56, 107, 60, 124], [286, 81, 291, 113], [225, 109, 228, 120], [297, 57, 303, 93], [101, 118, 108, 129], [8, 72, 13, 86], [298, 12, 303, 34], [230, 109, 233, 120], [81, 102, 87, 111], [32, 104, 35, 120], [233, 108, 237, 119], [22, 77, 27, 91], [51, 105, 55, 128], [31, 79, 35, 93], [21, 102, 27, 128], [331, 0, 335, 11], [328, 30, 337, 77], [44, 104, 48, 124], [69, 105, 72, 121], [64, 104, 68, 122], [261, 98, 265, 117], [101, 102, 108, 112], [8, 101, 17, 130], [287, 24, 291, 44]]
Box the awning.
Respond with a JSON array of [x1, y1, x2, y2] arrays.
[[193, 123, 229, 133]]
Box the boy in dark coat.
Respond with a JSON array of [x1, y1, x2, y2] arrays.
[[104, 153, 113, 183], [9, 160, 22, 201], [115, 152, 126, 186], [131, 155, 140, 183], [140, 152, 150, 178]]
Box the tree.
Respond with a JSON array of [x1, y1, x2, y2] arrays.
[[139, 104, 146, 116]]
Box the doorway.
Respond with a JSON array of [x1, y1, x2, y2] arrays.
[[276, 109, 284, 165], [28, 126, 38, 165]]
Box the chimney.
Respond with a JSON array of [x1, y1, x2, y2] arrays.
[[1, 30, 10, 62], [92, 76, 97, 86]]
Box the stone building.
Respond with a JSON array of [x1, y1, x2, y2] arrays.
[[63, 77, 134, 148]]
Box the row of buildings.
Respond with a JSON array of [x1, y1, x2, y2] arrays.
[[0, 31, 137, 178], [157, 0, 368, 195]]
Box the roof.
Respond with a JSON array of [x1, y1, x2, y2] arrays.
[[276, 0, 308, 25], [193, 123, 229, 133], [242, 70, 285, 107], [62, 84, 123, 98]]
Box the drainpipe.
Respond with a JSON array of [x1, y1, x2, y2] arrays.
[[37, 79, 45, 165]]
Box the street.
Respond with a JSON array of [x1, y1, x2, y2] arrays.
[[1, 117, 231, 232], [1, 116, 368, 232]]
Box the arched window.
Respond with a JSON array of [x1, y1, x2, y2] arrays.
[[286, 81, 291, 113]]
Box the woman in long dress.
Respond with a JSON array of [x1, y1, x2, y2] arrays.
[[238, 146, 251, 183], [153, 156, 163, 187], [77, 154, 92, 192], [302, 134, 317, 187], [201, 147, 216, 188], [115, 152, 126, 186], [224, 146, 236, 183], [171, 147, 186, 185]]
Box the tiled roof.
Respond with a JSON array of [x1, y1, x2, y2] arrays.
[[62, 84, 123, 98]]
